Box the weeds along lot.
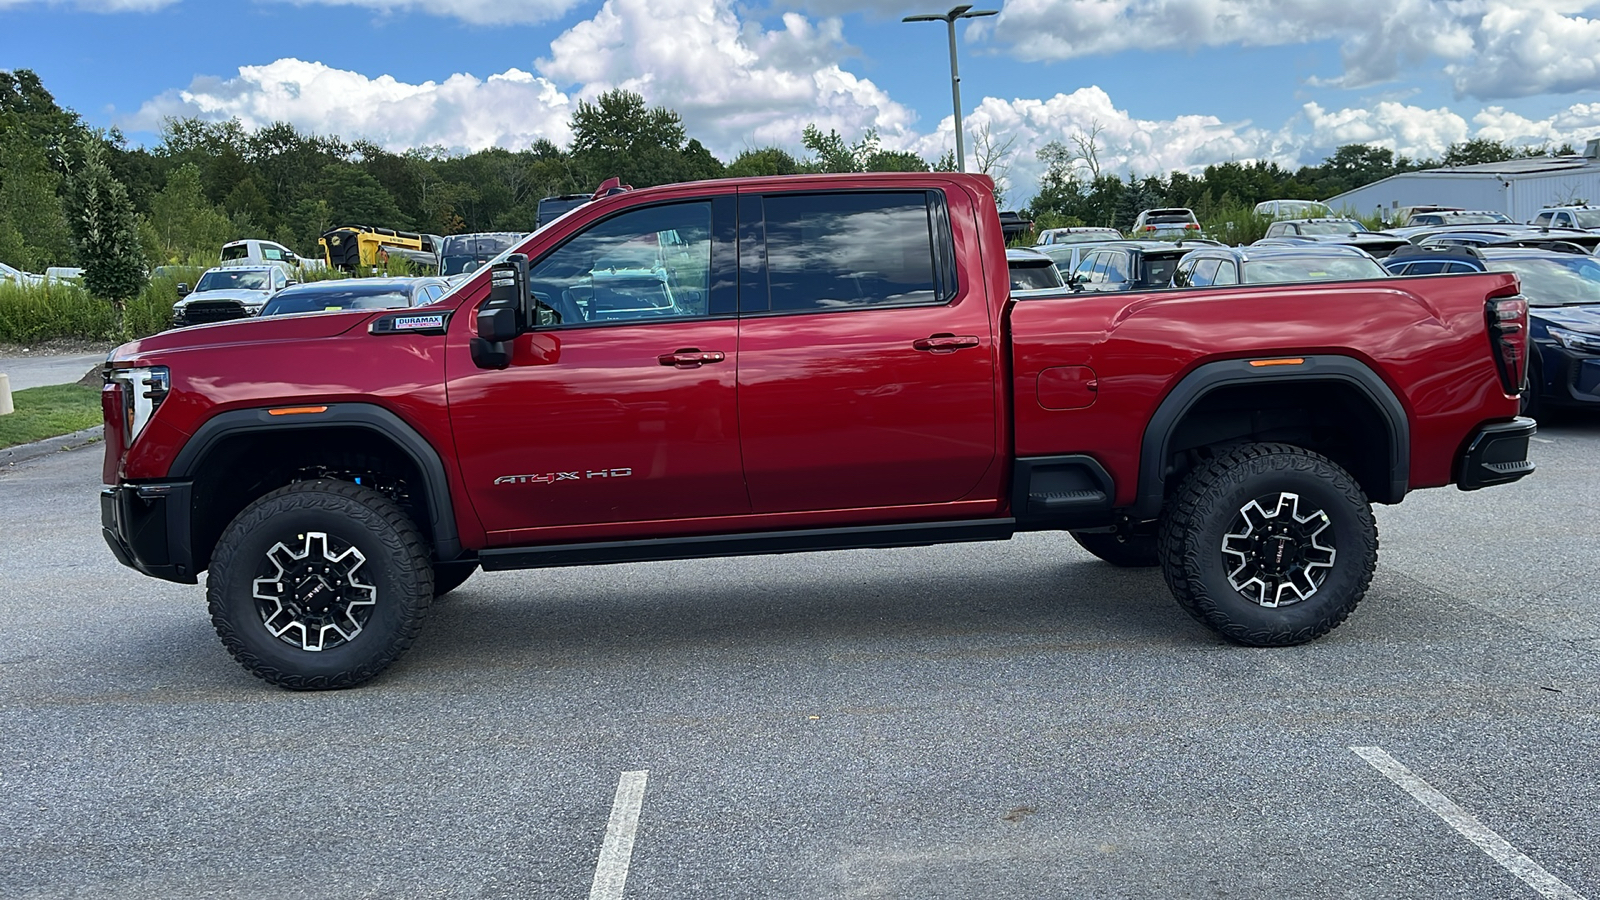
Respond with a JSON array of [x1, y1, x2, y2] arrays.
[[0, 269, 203, 344]]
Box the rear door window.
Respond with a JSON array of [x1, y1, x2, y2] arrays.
[[747, 191, 953, 313], [1102, 251, 1128, 284]]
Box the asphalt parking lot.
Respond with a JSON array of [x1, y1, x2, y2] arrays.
[[1, 418, 1596, 899]]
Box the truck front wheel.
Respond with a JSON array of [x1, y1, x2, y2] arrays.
[[207, 480, 434, 689], [1158, 443, 1378, 646]]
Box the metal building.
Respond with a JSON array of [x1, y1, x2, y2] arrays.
[[1326, 139, 1600, 223]]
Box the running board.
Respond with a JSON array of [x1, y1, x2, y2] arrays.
[[478, 518, 1017, 571]]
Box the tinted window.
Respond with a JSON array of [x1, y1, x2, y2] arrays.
[[1188, 258, 1220, 287], [1102, 251, 1129, 283], [1400, 260, 1449, 275], [1534, 212, 1554, 226], [1141, 254, 1183, 287], [526, 201, 713, 326], [1009, 260, 1063, 291], [220, 245, 248, 262], [760, 192, 944, 312], [1077, 253, 1105, 283]]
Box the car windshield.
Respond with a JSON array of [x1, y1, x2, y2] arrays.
[[1299, 220, 1368, 235], [195, 270, 270, 292], [1243, 257, 1387, 283], [1568, 211, 1600, 229], [1486, 257, 1600, 306], [260, 287, 412, 316], [1009, 262, 1064, 291]]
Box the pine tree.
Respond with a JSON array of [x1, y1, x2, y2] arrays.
[[68, 132, 145, 311]]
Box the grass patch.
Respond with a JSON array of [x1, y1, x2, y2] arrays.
[[0, 281, 119, 344], [0, 382, 103, 449]]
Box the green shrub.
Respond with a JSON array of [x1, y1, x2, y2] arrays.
[[1200, 206, 1276, 246], [123, 267, 205, 338], [0, 280, 118, 343]]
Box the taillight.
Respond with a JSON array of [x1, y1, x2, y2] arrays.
[[1185, 223, 1199, 230], [1486, 296, 1528, 396]]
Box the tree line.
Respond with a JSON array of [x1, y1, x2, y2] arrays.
[[1, 66, 1573, 308]]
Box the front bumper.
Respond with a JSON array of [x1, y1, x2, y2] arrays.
[[101, 482, 198, 584], [1456, 417, 1536, 491]]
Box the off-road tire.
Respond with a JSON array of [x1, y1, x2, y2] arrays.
[[432, 561, 478, 599], [208, 479, 434, 690], [1071, 530, 1160, 568], [1157, 443, 1377, 646]]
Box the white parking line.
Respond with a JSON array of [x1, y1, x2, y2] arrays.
[[589, 770, 650, 900], [1352, 746, 1586, 900]]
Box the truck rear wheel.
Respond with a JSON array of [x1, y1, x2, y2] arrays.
[[1070, 530, 1160, 568], [1157, 443, 1377, 646], [207, 480, 434, 690]]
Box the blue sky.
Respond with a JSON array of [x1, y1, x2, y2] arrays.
[[6, 0, 1600, 204]]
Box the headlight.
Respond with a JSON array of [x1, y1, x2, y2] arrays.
[[109, 366, 170, 443], [1547, 326, 1600, 353]]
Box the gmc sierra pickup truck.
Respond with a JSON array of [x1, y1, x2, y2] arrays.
[[100, 173, 1536, 690]]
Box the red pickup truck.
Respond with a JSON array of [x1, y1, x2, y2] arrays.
[[100, 173, 1535, 690]]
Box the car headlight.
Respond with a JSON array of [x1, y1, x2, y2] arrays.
[[108, 366, 170, 444], [1547, 326, 1600, 353]]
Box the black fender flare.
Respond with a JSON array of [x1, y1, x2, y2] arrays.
[[1134, 355, 1410, 518], [170, 403, 462, 560]]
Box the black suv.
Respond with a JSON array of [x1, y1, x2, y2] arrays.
[[1067, 240, 1212, 292]]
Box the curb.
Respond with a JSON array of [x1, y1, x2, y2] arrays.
[[0, 425, 105, 468]]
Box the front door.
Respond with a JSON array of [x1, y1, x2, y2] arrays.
[[448, 197, 746, 540]]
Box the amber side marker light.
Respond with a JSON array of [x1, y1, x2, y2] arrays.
[[1249, 358, 1306, 367], [268, 405, 330, 416]]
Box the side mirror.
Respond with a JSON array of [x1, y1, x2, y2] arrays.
[[176, 283, 191, 297], [472, 254, 529, 370]]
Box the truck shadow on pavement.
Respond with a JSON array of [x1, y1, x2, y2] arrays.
[[398, 549, 1213, 685]]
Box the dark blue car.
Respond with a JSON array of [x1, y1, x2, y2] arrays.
[[1384, 244, 1600, 416]]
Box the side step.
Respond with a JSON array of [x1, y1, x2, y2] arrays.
[[479, 518, 1017, 571], [1013, 455, 1116, 527]]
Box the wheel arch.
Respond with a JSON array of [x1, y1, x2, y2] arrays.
[[1134, 356, 1410, 518], [170, 403, 462, 572]]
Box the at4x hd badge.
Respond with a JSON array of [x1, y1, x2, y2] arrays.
[[494, 468, 633, 486]]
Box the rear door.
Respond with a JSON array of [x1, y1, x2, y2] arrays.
[[733, 188, 998, 514]]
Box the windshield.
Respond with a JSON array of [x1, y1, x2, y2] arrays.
[[1569, 211, 1600, 229], [1440, 213, 1511, 225], [439, 233, 522, 275], [260, 286, 413, 316], [1299, 220, 1368, 235], [1486, 257, 1600, 306], [195, 270, 269, 292], [1243, 257, 1387, 283]]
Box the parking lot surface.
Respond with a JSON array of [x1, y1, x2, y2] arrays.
[[1, 418, 1596, 899]]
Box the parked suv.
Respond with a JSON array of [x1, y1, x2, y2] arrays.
[[1172, 244, 1387, 287], [1068, 240, 1207, 292], [1130, 207, 1200, 236]]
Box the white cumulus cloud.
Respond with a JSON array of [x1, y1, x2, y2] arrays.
[[978, 0, 1600, 100], [126, 59, 575, 152]]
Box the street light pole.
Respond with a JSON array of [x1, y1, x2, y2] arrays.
[[903, 4, 998, 173]]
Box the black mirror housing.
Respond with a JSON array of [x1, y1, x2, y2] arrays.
[[176, 283, 191, 296], [477, 304, 520, 343]]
